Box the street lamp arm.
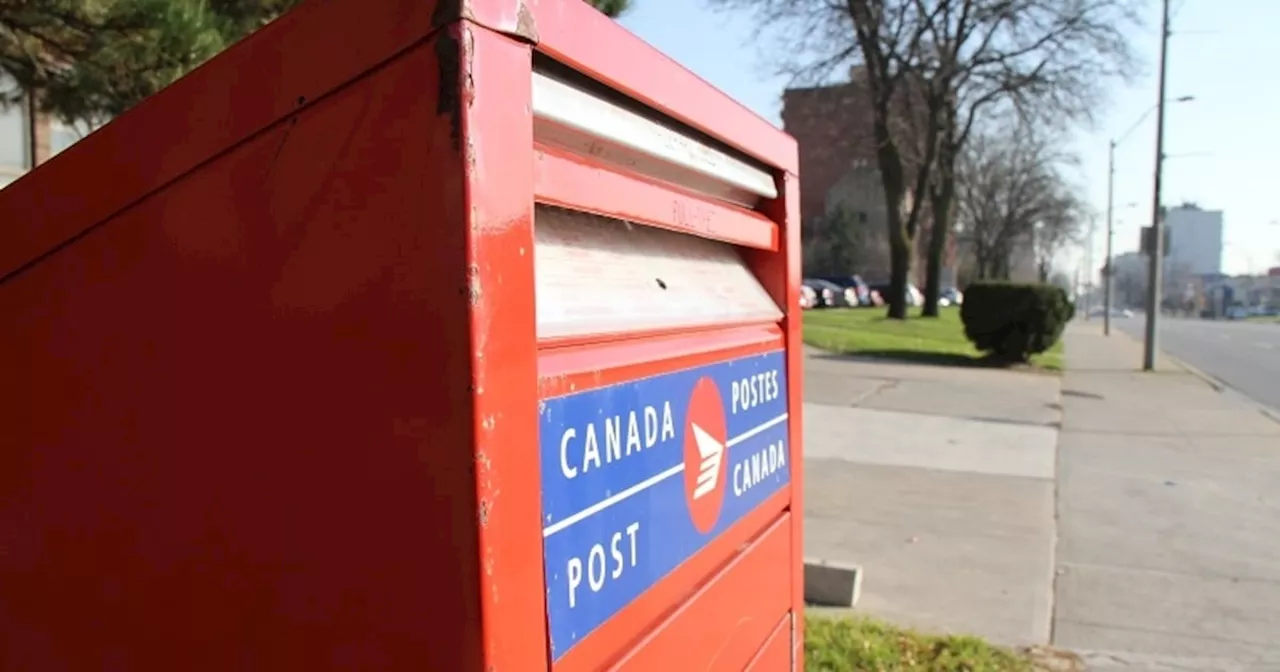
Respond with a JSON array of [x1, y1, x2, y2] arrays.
[[1116, 106, 1157, 147], [1114, 96, 1194, 149]]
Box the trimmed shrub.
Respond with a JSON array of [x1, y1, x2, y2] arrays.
[[960, 282, 1075, 362]]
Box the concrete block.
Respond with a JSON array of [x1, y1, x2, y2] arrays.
[[804, 558, 863, 607]]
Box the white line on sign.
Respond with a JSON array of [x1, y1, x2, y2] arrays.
[[725, 413, 788, 448], [543, 464, 683, 538], [542, 412, 789, 538]]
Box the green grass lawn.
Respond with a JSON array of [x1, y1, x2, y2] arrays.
[[805, 615, 1036, 671], [1245, 315, 1280, 324], [803, 307, 1065, 372]]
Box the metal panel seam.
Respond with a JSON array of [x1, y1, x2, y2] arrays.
[[0, 25, 454, 287]]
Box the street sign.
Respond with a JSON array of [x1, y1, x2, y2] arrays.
[[539, 350, 790, 660], [1140, 226, 1172, 257]]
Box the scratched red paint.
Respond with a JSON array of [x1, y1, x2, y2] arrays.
[[0, 0, 801, 669]]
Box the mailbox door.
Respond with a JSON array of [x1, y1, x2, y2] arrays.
[[527, 44, 802, 672]]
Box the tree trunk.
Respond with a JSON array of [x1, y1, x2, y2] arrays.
[[922, 106, 956, 318], [25, 90, 39, 170], [868, 114, 915, 320], [886, 233, 911, 319], [973, 247, 990, 280], [995, 255, 1011, 280], [922, 178, 954, 317]]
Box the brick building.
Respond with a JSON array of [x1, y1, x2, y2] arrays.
[[784, 71, 1045, 288], [780, 78, 880, 231], [781, 73, 944, 284]]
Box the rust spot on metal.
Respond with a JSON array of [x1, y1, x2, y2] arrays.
[[466, 262, 482, 305], [476, 451, 492, 470], [478, 499, 491, 527], [460, 28, 476, 110]]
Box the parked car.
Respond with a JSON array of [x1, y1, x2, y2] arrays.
[[867, 282, 923, 307], [817, 275, 872, 306], [1088, 307, 1134, 319], [940, 287, 963, 307], [803, 278, 859, 308], [906, 281, 926, 304], [800, 283, 818, 309]]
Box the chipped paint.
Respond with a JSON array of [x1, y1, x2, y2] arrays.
[[514, 2, 539, 43], [467, 264, 484, 306]]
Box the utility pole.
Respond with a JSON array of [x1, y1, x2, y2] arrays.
[[1084, 217, 1096, 319], [1104, 141, 1115, 335], [1142, 0, 1171, 371]]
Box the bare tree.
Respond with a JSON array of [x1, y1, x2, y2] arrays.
[[707, 0, 940, 318], [955, 120, 1081, 281], [1033, 190, 1087, 282], [712, 0, 1139, 317], [912, 0, 1140, 316]]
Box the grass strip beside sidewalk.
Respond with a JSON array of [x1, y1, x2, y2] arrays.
[[803, 308, 1064, 372], [805, 615, 1034, 671]]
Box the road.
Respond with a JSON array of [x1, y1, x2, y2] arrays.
[[1112, 315, 1280, 415]]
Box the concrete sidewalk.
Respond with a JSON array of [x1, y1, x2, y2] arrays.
[[1055, 323, 1280, 671], [802, 348, 1061, 646]]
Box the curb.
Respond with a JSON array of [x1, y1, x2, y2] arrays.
[[1167, 356, 1227, 393], [804, 559, 863, 607], [1166, 353, 1280, 426], [1101, 328, 1280, 426]]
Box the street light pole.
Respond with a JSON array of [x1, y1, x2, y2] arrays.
[[1142, 0, 1171, 371], [1084, 219, 1096, 319], [1102, 100, 1191, 339], [1104, 141, 1116, 335]]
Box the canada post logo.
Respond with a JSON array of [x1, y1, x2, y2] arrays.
[[683, 377, 727, 533], [538, 351, 790, 661]]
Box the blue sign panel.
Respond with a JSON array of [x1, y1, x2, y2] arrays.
[[539, 350, 791, 659]]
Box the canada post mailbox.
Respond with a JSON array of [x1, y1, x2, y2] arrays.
[[0, 0, 803, 670]]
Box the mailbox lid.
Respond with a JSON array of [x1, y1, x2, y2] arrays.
[[535, 206, 782, 342], [532, 66, 777, 208]]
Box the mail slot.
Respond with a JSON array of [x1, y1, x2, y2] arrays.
[[0, 0, 802, 670]]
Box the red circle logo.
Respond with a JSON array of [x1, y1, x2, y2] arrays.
[[683, 376, 728, 534]]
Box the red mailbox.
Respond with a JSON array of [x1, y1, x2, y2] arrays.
[[0, 0, 803, 670]]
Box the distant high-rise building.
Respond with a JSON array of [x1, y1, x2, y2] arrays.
[[1164, 203, 1223, 277]]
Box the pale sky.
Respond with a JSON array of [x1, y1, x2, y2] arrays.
[[619, 0, 1280, 277]]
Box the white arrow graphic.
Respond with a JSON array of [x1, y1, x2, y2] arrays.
[[690, 423, 725, 500]]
